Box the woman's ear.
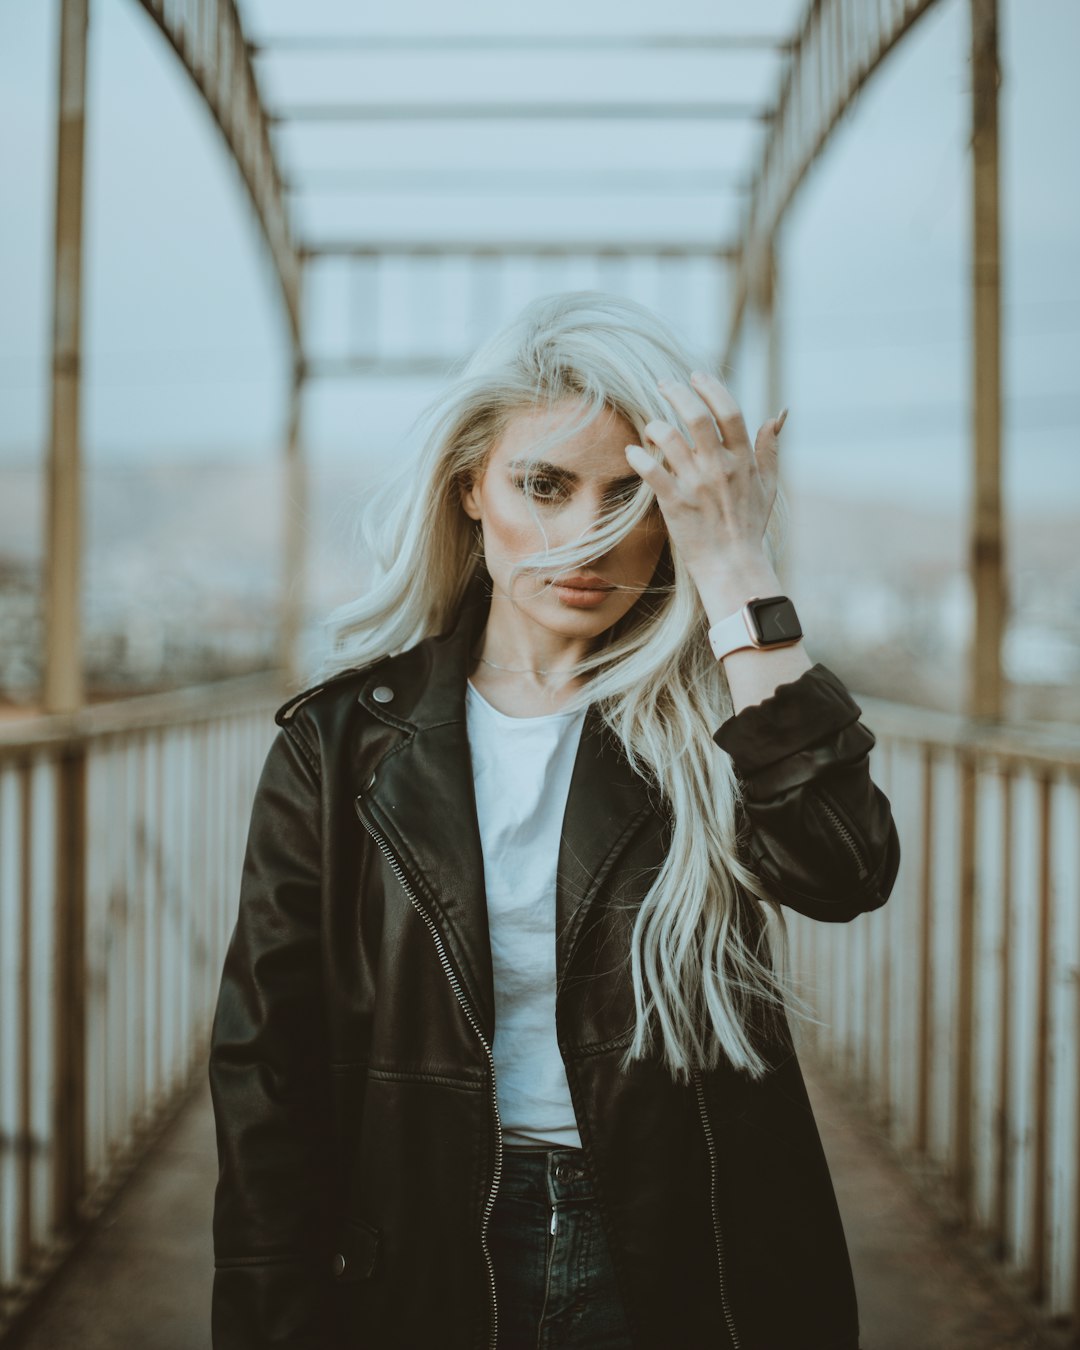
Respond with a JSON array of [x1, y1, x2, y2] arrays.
[[460, 476, 481, 521]]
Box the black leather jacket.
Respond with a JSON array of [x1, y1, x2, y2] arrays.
[[209, 577, 901, 1350]]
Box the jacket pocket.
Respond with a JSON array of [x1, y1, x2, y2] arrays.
[[330, 1216, 382, 1284]]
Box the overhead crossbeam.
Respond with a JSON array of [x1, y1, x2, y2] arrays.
[[134, 0, 302, 351], [284, 169, 749, 194], [305, 355, 470, 380], [302, 241, 737, 260], [724, 0, 941, 363], [248, 32, 795, 55], [269, 101, 773, 124]]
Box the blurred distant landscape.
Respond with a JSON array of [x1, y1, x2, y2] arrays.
[[1, 458, 1078, 726]]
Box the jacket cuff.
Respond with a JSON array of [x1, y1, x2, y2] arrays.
[[712, 662, 864, 779]]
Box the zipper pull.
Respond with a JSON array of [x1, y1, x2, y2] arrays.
[[550, 1208, 558, 1236]]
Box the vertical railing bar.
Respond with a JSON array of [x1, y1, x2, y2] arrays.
[[863, 887, 873, 1099], [916, 744, 934, 1153], [18, 757, 33, 1274], [180, 726, 192, 1070], [52, 742, 87, 1231], [98, 738, 111, 1175], [154, 729, 165, 1110], [1074, 779, 1080, 1340], [954, 750, 977, 1220], [994, 767, 1014, 1255], [1031, 771, 1053, 1298], [116, 734, 130, 1157], [132, 735, 147, 1138], [161, 728, 173, 1091], [200, 721, 211, 1045], [883, 739, 894, 1129]]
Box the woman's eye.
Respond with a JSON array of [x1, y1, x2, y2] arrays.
[[605, 485, 638, 506], [515, 475, 562, 501]]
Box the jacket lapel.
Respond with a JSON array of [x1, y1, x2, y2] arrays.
[[353, 571, 657, 1042], [553, 708, 659, 982]]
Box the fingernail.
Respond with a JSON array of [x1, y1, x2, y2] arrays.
[[774, 407, 789, 435]]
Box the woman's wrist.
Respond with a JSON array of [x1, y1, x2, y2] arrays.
[[689, 547, 784, 630]]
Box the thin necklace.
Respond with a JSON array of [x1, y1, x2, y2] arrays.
[[477, 655, 572, 677]]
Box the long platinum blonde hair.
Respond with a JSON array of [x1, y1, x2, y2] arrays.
[[309, 290, 816, 1084]]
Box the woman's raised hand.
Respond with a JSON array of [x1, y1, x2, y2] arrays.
[[624, 371, 787, 596]]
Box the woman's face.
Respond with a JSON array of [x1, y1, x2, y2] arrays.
[[460, 398, 668, 641]]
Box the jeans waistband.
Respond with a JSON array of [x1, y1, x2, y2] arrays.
[[498, 1145, 594, 1204]]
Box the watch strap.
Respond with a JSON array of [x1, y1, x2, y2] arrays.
[[708, 595, 801, 661], [708, 606, 759, 661]]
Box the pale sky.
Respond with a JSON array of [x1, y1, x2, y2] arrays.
[[1, 0, 1077, 514]]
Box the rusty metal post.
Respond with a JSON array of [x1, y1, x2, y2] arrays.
[[756, 238, 788, 591], [762, 239, 782, 428], [44, 0, 90, 715], [54, 748, 88, 1230], [969, 0, 1005, 720], [280, 356, 307, 685]]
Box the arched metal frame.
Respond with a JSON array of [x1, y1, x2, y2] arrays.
[[26, 0, 1031, 1341], [46, 0, 1002, 717]]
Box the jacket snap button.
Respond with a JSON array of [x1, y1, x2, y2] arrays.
[[555, 1163, 572, 1181], [331, 1252, 346, 1277], [372, 686, 394, 703]]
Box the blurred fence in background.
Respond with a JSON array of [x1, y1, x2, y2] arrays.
[[790, 700, 1080, 1323], [5, 672, 1080, 1332], [0, 674, 282, 1333]]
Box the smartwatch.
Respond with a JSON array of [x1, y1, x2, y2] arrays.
[[707, 594, 803, 661]]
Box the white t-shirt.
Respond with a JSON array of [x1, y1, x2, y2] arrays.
[[464, 677, 588, 1149]]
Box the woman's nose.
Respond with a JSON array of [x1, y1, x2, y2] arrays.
[[567, 492, 614, 535]]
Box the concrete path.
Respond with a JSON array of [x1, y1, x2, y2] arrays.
[[12, 1079, 216, 1350], [10, 1062, 1073, 1349], [803, 1058, 1071, 1350]]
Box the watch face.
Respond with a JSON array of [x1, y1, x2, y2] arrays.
[[747, 595, 802, 645]]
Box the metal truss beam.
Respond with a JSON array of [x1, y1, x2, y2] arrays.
[[285, 169, 749, 195], [302, 241, 737, 260], [289, 168, 749, 193], [269, 101, 772, 124], [134, 0, 302, 352], [305, 355, 464, 380], [249, 33, 795, 55], [723, 0, 942, 364]]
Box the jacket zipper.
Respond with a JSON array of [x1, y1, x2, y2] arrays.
[[812, 787, 871, 882], [354, 797, 503, 1350], [692, 1070, 742, 1350]]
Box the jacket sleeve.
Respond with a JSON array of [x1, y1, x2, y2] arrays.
[[713, 661, 901, 923], [208, 718, 336, 1348]]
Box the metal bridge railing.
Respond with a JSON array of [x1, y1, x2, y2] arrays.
[[0, 673, 284, 1339], [788, 694, 1080, 1323]]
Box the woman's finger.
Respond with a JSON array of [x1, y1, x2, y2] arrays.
[[641, 417, 696, 479], [656, 379, 727, 459], [624, 442, 676, 498], [753, 418, 781, 510], [688, 370, 752, 455]]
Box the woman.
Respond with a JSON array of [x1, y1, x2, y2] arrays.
[[209, 291, 901, 1350]]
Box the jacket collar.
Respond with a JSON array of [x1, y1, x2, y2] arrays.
[[352, 569, 658, 1042]]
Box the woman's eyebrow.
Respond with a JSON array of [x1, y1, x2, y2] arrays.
[[508, 458, 640, 490]]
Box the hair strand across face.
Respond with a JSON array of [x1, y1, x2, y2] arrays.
[[310, 290, 799, 1082]]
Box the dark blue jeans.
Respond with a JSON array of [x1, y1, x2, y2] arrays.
[[488, 1144, 635, 1349]]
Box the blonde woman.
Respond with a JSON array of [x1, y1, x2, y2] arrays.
[[209, 291, 900, 1350]]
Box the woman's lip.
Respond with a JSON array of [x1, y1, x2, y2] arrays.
[[551, 583, 613, 607], [548, 580, 615, 590]]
